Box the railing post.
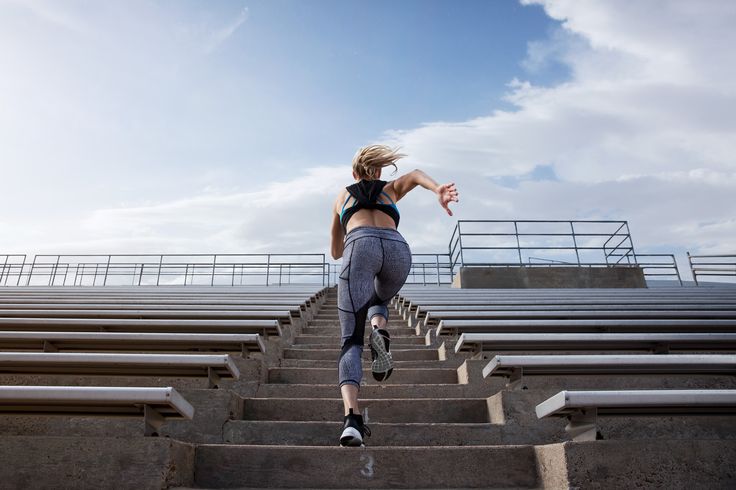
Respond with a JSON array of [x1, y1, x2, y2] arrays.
[[687, 252, 698, 286], [625, 221, 636, 264], [265, 254, 271, 286], [570, 221, 581, 266], [211, 254, 217, 286], [138, 263, 144, 286], [514, 221, 522, 265], [278, 263, 282, 286], [458, 221, 465, 268], [436, 255, 440, 286], [672, 254, 683, 286], [50, 255, 61, 286], [104, 255, 111, 286], [156, 255, 163, 286]]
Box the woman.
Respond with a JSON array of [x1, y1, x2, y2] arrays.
[[330, 144, 459, 447]]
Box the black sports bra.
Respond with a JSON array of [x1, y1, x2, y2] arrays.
[[339, 179, 400, 232]]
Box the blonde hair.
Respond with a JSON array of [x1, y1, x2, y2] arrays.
[[352, 144, 406, 180]]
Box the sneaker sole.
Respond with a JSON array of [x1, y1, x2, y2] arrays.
[[370, 329, 394, 380], [340, 427, 364, 447]]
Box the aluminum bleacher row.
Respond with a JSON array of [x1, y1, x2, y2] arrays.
[[394, 285, 736, 442], [0, 285, 327, 436]]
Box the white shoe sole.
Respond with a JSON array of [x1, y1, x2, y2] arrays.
[[370, 329, 394, 377], [340, 426, 364, 447]]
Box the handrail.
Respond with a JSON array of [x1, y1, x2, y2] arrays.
[[448, 220, 638, 269], [688, 253, 736, 286], [0, 255, 27, 286], [5, 254, 326, 287]]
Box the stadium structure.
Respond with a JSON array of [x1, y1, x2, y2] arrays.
[[0, 219, 734, 488]]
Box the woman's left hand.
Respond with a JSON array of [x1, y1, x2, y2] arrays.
[[436, 182, 459, 216]]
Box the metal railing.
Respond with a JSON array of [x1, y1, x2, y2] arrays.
[[448, 220, 637, 273], [688, 253, 736, 286], [326, 253, 454, 286], [0, 255, 27, 286], [632, 253, 682, 285], [4, 254, 327, 287]]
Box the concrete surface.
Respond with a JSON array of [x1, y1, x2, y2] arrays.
[[452, 265, 647, 288]]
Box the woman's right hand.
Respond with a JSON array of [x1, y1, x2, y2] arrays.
[[436, 183, 459, 216]]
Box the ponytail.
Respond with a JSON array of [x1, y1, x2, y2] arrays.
[[352, 145, 406, 180]]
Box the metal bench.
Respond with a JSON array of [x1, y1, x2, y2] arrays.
[[0, 331, 265, 356], [0, 317, 281, 337], [535, 389, 736, 441], [0, 352, 240, 388], [454, 332, 736, 355], [483, 354, 736, 386], [422, 308, 736, 328], [437, 319, 736, 336], [0, 385, 194, 436]]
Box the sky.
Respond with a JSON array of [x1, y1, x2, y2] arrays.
[[1, 0, 734, 281]]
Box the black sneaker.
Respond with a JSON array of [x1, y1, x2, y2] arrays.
[[339, 408, 371, 447], [370, 327, 394, 381]]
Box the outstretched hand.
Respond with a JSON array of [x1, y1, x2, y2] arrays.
[[437, 182, 459, 216]]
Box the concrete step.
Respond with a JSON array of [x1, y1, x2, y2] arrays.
[[302, 326, 416, 336], [294, 335, 426, 346], [308, 321, 411, 328], [268, 367, 458, 384], [193, 445, 540, 489], [279, 358, 462, 369], [242, 398, 489, 423], [287, 342, 431, 350], [283, 348, 439, 361], [255, 383, 480, 399], [224, 421, 515, 446]]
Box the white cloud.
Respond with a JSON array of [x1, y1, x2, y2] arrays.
[[381, 0, 736, 272]]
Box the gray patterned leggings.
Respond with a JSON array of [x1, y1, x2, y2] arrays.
[[337, 226, 412, 388]]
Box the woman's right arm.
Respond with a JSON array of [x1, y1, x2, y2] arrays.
[[391, 169, 459, 216], [330, 193, 346, 260]]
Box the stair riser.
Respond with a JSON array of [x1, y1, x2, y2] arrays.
[[255, 383, 479, 399], [242, 398, 489, 423], [280, 359, 461, 369], [268, 368, 458, 385], [302, 327, 416, 335], [283, 349, 438, 361], [194, 446, 540, 489], [224, 421, 531, 446], [294, 336, 426, 345]]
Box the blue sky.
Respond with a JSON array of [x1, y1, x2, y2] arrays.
[[1, 0, 735, 281]]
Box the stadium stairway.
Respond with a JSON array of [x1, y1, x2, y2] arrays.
[[191, 287, 544, 489]]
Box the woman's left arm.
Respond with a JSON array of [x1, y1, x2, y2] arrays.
[[330, 196, 345, 260]]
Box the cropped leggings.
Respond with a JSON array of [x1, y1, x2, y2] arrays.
[[337, 226, 412, 388]]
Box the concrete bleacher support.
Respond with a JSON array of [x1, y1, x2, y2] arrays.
[[451, 265, 647, 288], [0, 436, 195, 488]]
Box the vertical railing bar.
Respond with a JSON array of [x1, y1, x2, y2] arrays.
[[265, 255, 271, 286], [570, 221, 581, 266], [104, 255, 111, 286], [156, 256, 163, 286], [211, 254, 216, 287], [50, 255, 61, 286], [436, 254, 440, 286]]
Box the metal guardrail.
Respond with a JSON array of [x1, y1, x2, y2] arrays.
[[688, 253, 736, 286], [1, 254, 327, 287], [448, 220, 637, 273], [326, 253, 454, 286], [1, 221, 691, 288], [0, 255, 27, 286]]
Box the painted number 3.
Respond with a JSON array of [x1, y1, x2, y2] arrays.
[[360, 453, 375, 478]]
